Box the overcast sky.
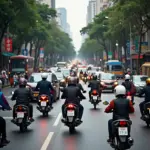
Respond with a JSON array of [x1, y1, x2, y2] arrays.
[[56, 0, 88, 51]]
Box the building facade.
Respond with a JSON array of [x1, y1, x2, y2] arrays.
[[51, 0, 55, 8], [39, 0, 52, 8]]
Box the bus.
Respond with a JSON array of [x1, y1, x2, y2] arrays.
[[9, 55, 34, 85], [104, 60, 124, 77], [57, 62, 67, 68]]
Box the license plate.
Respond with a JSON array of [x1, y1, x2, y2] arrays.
[[17, 112, 24, 118], [67, 110, 75, 116], [118, 127, 128, 136], [34, 94, 39, 97], [41, 102, 46, 106], [92, 96, 97, 99], [107, 85, 112, 88]]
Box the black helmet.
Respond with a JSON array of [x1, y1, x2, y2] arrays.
[[93, 75, 97, 80], [19, 78, 27, 87], [68, 77, 77, 85]]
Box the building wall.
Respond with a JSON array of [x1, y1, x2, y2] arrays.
[[51, 0, 55, 8], [39, 0, 51, 8], [56, 8, 67, 32]]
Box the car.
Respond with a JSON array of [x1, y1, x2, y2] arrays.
[[132, 75, 148, 94], [61, 68, 70, 78], [100, 73, 118, 92], [27, 73, 60, 101], [54, 71, 66, 87]]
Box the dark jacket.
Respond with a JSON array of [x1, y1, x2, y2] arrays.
[[105, 98, 134, 120], [122, 81, 132, 92], [36, 80, 54, 96], [77, 83, 84, 92], [139, 85, 150, 102], [11, 87, 33, 105], [88, 80, 100, 90], [0, 92, 11, 110], [61, 84, 85, 104]]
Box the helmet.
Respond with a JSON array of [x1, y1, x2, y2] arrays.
[[93, 75, 97, 80], [68, 77, 77, 85], [41, 73, 48, 79], [146, 78, 150, 85], [114, 85, 126, 96], [19, 78, 27, 87], [127, 68, 130, 72], [125, 74, 130, 80]]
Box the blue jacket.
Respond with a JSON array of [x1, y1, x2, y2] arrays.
[[0, 92, 11, 110]]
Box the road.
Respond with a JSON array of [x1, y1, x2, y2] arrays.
[[1, 83, 150, 150]]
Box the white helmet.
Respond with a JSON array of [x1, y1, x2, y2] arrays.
[[125, 74, 130, 80], [114, 85, 126, 96], [41, 73, 48, 79]]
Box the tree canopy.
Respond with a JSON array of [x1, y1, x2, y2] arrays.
[[0, 0, 75, 69]]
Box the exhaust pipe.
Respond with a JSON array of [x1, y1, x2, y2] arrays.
[[128, 137, 134, 146]]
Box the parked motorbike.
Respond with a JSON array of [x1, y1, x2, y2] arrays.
[[62, 103, 82, 133], [110, 119, 134, 150], [37, 95, 51, 116], [11, 105, 33, 132], [90, 90, 101, 109]]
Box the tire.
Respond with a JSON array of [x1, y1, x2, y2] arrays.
[[20, 123, 27, 132], [69, 126, 75, 133], [94, 103, 97, 109], [146, 121, 150, 127], [43, 112, 48, 117]]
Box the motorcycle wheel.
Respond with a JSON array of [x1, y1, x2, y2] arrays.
[[69, 126, 75, 134], [94, 103, 97, 109], [20, 124, 27, 132], [43, 112, 48, 117]]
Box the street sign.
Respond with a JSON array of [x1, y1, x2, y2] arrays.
[[5, 38, 12, 52], [40, 48, 44, 58], [108, 51, 112, 59]]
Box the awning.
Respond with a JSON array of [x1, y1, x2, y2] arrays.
[[2, 52, 16, 57]]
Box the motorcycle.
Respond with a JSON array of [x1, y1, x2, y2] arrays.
[[13, 79, 18, 88], [110, 119, 134, 150], [141, 102, 150, 127], [62, 103, 82, 133], [90, 90, 101, 109], [37, 95, 51, 116], [11, 105, 33, 132]]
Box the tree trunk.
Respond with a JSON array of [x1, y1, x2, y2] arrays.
[[29, 42, 33, 56], [137, 34, 142, 74]]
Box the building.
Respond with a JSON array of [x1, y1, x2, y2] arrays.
[[56, 8, 67, 32], [86, 0, 97, 24], [38, 0, 52, 8], [96, 0, 110, 14], [51, 0, 55, 8]]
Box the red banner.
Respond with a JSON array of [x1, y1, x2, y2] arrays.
[[5, 38, 12, 52]]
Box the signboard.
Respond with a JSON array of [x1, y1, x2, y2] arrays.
[[22, 49, 28, 56], [141, 42, 148, 51], [103, 51, 107, 60], [40, 48, 44, 58], [108, 51, 112, 59], [5, 38, 12, 52]]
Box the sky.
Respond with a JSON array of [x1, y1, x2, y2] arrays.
[[56, 0, 88, 51]]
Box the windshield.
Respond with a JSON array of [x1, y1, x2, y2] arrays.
[[108, 65, 122, 71], [78, 68, 87, 72], [61, 69, 70, 76], [101, 74, 116, 80], [28, 74, 51, 83], [133, 76, 148, 82], [11, 59, 25, 71], [55, 72, 63, 79]]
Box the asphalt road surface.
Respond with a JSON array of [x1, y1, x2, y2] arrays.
[[1, 83, 150, 150]]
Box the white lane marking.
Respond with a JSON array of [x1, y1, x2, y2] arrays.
[[53, 112, 62, 126], [40, 132, 54, 150], [3, 117, 13, 119]]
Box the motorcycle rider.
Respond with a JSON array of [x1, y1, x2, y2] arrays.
[[105, 85, 134, 143], [122, 74, 136, 104], [139, 78, 150, 119], [76, 77, 86, 93], [61, 77, 86, 122], [35, 73, 54, 108], [0, 88, 11, 146], [11, 78, 34, 122], [88, 75, 102, 101]]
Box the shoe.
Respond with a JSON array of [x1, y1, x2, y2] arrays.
[[107, 138, 113, 143], [76, 118, 82, 123], [140, 116, 144, 120], [1, 139, 10, 146], [61, 118, 66, 123], [29, 118, 34, 122], [50, 106, 53, 109]]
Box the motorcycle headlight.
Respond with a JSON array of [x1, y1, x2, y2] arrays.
[[114, 82, 118, 85], [101, 82, 104, 85], [61, 79, 65, 83]]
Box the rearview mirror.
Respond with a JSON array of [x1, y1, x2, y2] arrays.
[[103, 101, 109, 105]]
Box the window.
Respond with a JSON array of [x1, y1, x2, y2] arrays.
[[11, 59, 25, 70]]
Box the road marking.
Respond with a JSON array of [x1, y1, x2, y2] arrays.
[[53, 112, 62, 126], [40, 132, 54, 150], [3, 117, 13, 119]]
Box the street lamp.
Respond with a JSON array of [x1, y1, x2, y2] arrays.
[[116, 43, 119, 60]]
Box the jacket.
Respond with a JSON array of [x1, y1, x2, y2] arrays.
[[36, 80, 54, 96], [11, 87, 33, 105], [139, 85, 150, 102], [77, 83, 84, 92], [105, 98, 134, 120], [0, 92, 11, 110], [88, 80, 100, 90], [61, 84, 85, 104]]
